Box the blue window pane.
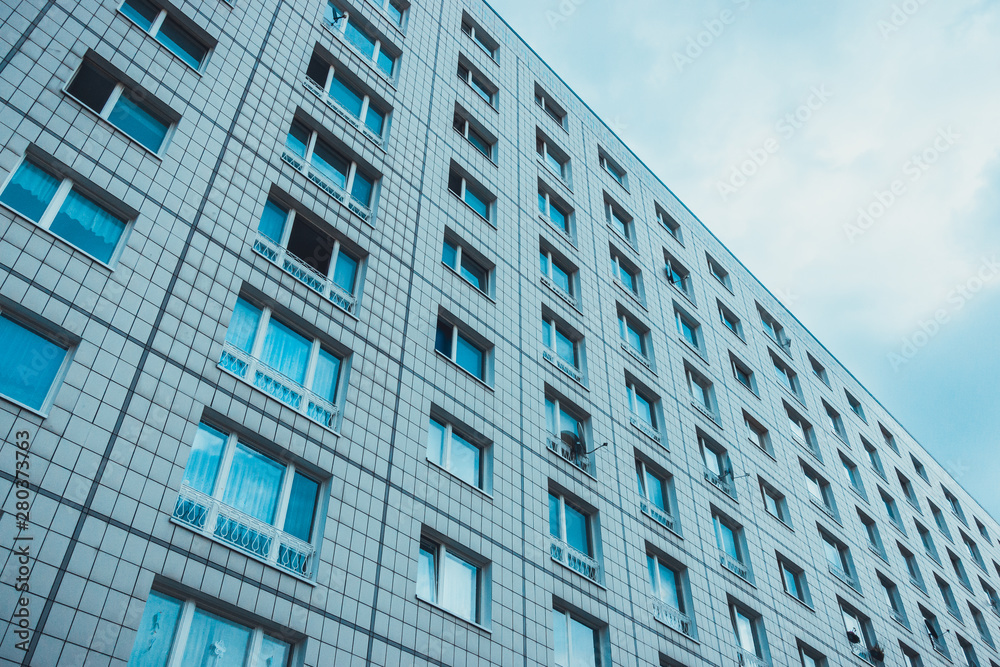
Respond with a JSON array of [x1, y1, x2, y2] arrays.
[[456, 334, 483, 378], [646, 470, 666, 511], [311, 141, 348, 190], [387, 1, 404, 25], [120, 0, 158, 31], [311, 348, 341, 403], [537, 192, 547, 214], [180, 608, 252, 666], [376, 49, 395, 76], [460, 258, 487, 292], [564, 504, 589, 555], [108, 94, 169, 153], [550, 204, 568, 232], [224, 299, 261, 353], [286, 121, 310, 158], [351, 171, 374, 206], [555, 329, 576, 367], [442, 240, 458, 268], [332, 252, 358, 293], [344, 21, 376, 58], [182, 423, 227, 495], [569, 616, 598, 667], [442, 552, 477, 621], [221, 444, 283, 524], [282, 472, 319, 541], [259, 636, 291, 667], [125, 591, 182, 667], [551, 262, 571, 294], [260, 318, 311, 384], [364, 106, 385, 136], [49, 189, 126, 263], [465, 188, 489, 219], [329, 75, 364, 118], [553, 609, 569, 667], [467, 129, 491, 157], [417, 547, 436, 603], [0, 314, 67, 411], [156, 17, 207, 69], [0, 161, 60, 222], [634, 391, 654, 426], [257, 199, 288, 244], [548, 493, 560, 538], [450, 431, 480, 487], [426, 418, 446, 467]]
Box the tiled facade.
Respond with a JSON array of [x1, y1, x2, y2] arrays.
[[1, 0, 999, 665]]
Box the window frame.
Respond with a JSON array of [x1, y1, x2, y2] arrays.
[[0, 305, 75, 416], [460, 12, 499, 60], [610, 247, 643, 303], [823, 401, 849, 443], [715, 512, 751, 580], [453, 106, 496, 161], [457, 56, 497, 107], [426, 414, 489, 492], [685, 363, 717, 420], [117, 0, 212, 71], [845, 391, 867, 422], [744, 412, 773, 455], [706, 253, 733, 291], [771, 352, 803, 401], [840, 453, 866, 499], [416, 534, 487, 625], [306, 49, 390, 141], [538, 184, 575, 240], [718, 300, 745, 340], [808, 353, 829, 386], [324, 1, 400, 79], [534, 83, 568, 129], [730, 601, 768, 661], [626, 376, 661, 439], [758, 304, 792, 352], [664, 249, 694, 301], [674, 306, 704, 355], [605, 196, 634, 245], [730, 352, 759, 395], [442, 233, 492, 297], [598, 149, 628, 189], [617, 305, 652, 363], [636, 457, 676, 530], [541, 310, 584, 381], [804, 463, 838, 520], [536, 130, 571, 184], [778, 554, 812, 606], [551, 606, 602, 667], [656, 204, 683, 243], [435, 314, 491, 384], [760, 478, 791, 525], [448, 165, 495, 223], [540, 242, 578, 306]]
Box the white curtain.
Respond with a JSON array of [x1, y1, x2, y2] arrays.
[[0, 161, 59, 221], [221, 444, 283, 524], [260, 319, 309, 384], [182, 423, 226, 494], [180, 608, 251, 667], [125, 591, 182, 667], [310, 348, 340, 401], [225, 300, 261, 354], [50, 189, 125, 263]]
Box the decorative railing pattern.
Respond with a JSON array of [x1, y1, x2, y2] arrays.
[[651, 598, 691, 635], [704, 468, 736, 498], [629, 415, 661, 444], [620, 341, 653, 370], [539, 275, 577, 309], [542, 348, 583, 383], [550, 536, 600, 583], [218, 342, 340, 430], [640, 499, 675, 531], [720, 551, 750, 580], [303, 77, 384, 147], [690, 399, 720, 425], [810, 495, 837, 520], [546, 435, 590, 474], [173, 485, 315, 578], [827, 561, 857, 589], [252, 232, 357, 314], [738, 649, 769, 667], [280, 150, 372, 222]]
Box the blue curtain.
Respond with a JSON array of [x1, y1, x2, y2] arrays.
[[0, 161, 60, 222], [49, 188, 126, 263]]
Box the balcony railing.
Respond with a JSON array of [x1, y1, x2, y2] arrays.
[[542, 348, 583, 383], [280, 150, 372, 222], [720, 551, 750, 580], [620, 341, 653, 371], [738, 649, 769, 667], [827, 561, 857, 589], [252, 232, 357, 314], [889, 607, 907, 627], [809, 495, 837, 520], [546, 435, 590, 474], [704, 468, 736, 499], [629, 415, 661, 444], [651, 597, 692, 636], [302, 76, 384, 147], [550, 536, 600, 583], [172, 485, 315, 578], [539, 213, 575, 247], [539, 274, 577, 309], [640, 498, 675, 531], [218, 342, 340, 430]]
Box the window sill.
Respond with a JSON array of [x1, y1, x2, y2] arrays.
[[629, 414, 662, 445], [0, 393, 52, 419], [541, 347, 587, 389], [639, 501, 681, 538], [62, 89, 167, 160], [449, 190, 495, 228], [689, 400, 722, 429], [612, 276, 645, 310], [545, 436, 596, 479], [662, 227, 685, 248], [321, 20, 398, 89], [735, 379, 761, 400], [765, 511, 794, 532], [442, 262, 496, 303], [2, 204, 122, 271], [539, 275, 579, 312], [414, 595, 491, 634], [252, 232, 359, 317], [537, 104, 569, 134], [619, 341, 656, 376], [280, 150, 374, 225], [536, 157, 572, 193], [117, 10, 206, 77], [849, 485, 868, 503], [667, 280, 697, 309], [537, 213, 575, 248], [607, 222, 637, 252], [457, 77, 499, 114], [783, 591, 815, 613], [868, 542, 889, 563], [425, 457, 493, 500], [434, 350, 494, 391]]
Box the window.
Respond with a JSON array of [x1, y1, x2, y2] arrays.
[[900, 643, 924, 667], [879, 573, 908, 626], [656, 203, 682, 243], [859, 510, 885, 557], [744, 412, 772, 455], [173, 422, 323, 577], [125, 590, 293, 667], [417, 535, 484, 624], [448, 165, 494, 222], [730, 354, 758, 394], [701, 435, 735, 497], [324, 2, 399, 77], [937, 575, 962, 618], [911, 454, 929, 483], [685, 364, 716, 419], [118, 0, 210, 69], [804, 464, 837, 519], [706, 254, 732, 290], [461, 12, 498, 59], [778, 555, 811, 605], [900, 543, 925, 589], [538, 184, 574, 239], [254, 196, 363, 312], [786, 405, 820, 460], [285, 119, 378, 216], [892, 472, 917, 511], [845, 391, 866, 421], [220, 297, 345, 429], [1, 156, 131, 265], [970, 604, 995, 647], [626, 377, 660, 440], [371, 0, 407, 27], [771, 353, 802, 400], [730, 602, 768, 662], [863, 437, 885, 478], [719, 300, 744, 339], [542, 311, 583, 380], [982, 579, 1000, 616], [534, 83, 567, 128], [549, 490, 600, 582], [674, 306, 703, 354], [715, 512, 751, 579], [840, 453, 865, 498], [798, 642, 827, 667], [823, 402, 848, 442], [0, 307, 72, 414], [879, 423, 900, 454], [435, 315, 489, 382], [841, 603, 878, 661], [605, 196, 634, 244], [598, 149, 628, 188], [637, 458, 675, 530], [943, 487, 967, 523], [610, 248, 643, 302], [915, 521, 940, 562], [452, 106, 496, 160], [949, 549, 972, 588], [976, 519, 990, 541], [545, 393, 590, 473], [306, 50, 389, 139], [617, 305, 651, 364], [552, 607, 600, 667], [427, 415, 486, 490], [540, 243, 578, 305], [921, 607, 948, 656], [823, 532, 856, 587], [664, 250, 694, 300], [880, 489, 905, 531], [808, 354, 829, 386], [958, 634, 981, 667], [758, 304, 791, 351], [443, 234, 491, 295], [66, 55, 174, 153], [648, 551, 691, 634], [457, 57, 497, 106], [537, 130, 570, 182], [760, 479, 790, 524], [929, 500, 951, 538]]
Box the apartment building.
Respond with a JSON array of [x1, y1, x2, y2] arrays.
[[1, 0, 999, 665]]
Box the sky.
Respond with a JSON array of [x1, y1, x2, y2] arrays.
[[488, 0, 1000, 521]]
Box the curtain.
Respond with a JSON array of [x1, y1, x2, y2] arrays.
[[180, 608, 251, 667], [182, 423, 226, 494], [282, 472, 318, 541], [310, 348, 340, 402], [449, 431, 479, 488], [0, 161, 60, 222], [258, 635, 292, 667], [50, 188, 126, 263], [426, 418, 445, 468], [260, 319, 310, 384], [108, 95, 168, 153], [0, 314, 65, 411], [441, 552, 476, 622], [257, 199, 288, 244], [645, 470, 666, 511], [224, 299, 261, 353], [221, 444, 283, 524], [125, 591, 182, 667]]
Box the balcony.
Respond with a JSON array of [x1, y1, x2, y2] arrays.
[[629, 414, 661, 444], [539, 274, 577, 309], [280, 149, 371, 222], [809, 495, 837, 521], [720, 551, 750, 580], [888, 607, 908, 628], [827, 561, 858, 590], [549, 536, 600, 583], [218, 342, 340, 430], [704, 468, 736, 499], [252, 232, 356, 314], [640, 498, 675, 531], [620, 340, 653, 371], [542, 347, 583, 383], [738, 649, 769, 667], [172, 485, 315, 578], [302, 76, 384, 147], [546, 435, 590, 475], [651, 597, 692, 636]]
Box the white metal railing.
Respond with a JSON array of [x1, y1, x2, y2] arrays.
[[303, 76, 384, 147], [629, 415, 661, 444], [620, 341, 653, 370], [321, 17, 394, 84], [651, 597, 691, 635], [539, 275, 577, 308], [542, 348, 583, 383], [546, 435, 590, 474], [809, 495, 837, 520], [172, 485, 315, 578], [218, 342, 340, 430], [889, 607, 907, 627], [539, 214, 575, 246], [280, 150, 372, 222], [640, 499, 675, 531], [827, 560, 857, 588], [738, 649, 769, 667], [550, 536, 600, 583], [720, 551, 749, 580], [704, 468, 736, 498], [252, 232, 357, 314]]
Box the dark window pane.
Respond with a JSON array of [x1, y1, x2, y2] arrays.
[[285, 217, 333, 275], [156, 16, 207, 69], [120, 0, 158, 31], [435, 320, 452, 356], [460, 255, 487, 291], [283, 472, 319, 541], [67, 62, 116, 113], [442, 239, 457, 268], [306, 53, 329, 87]]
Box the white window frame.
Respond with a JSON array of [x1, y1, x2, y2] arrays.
[[805, 466, 836, 517], [845, 391, 867, 421], [618, 311, 649, 360], [307, 53, 388, 140], [745, 413, 771, 453], [453, 111, 495, 160], [719, 300, 744, 339], [117, 0, 210, 71], [449, 169, 493, 222], [605, 199, 633, 243], [0, 307, 74, 416], [537, 134, 569, 181], [824, 402, 848, 442], [675, 308, 702, 353], [779, 557, 810, 604], [715, 514, 750, 573], [686, 367, 715, 417], [707, 254, 732, 290], [461, 16, 497, 59], [427, 416, 486, 491], [417, 536, 485, 625], [840, 454, 865, 497], [731, 354, 757, 394], [656, 205, 682, 243], [535, 87, 567, 128], [773, 355, 801, 398], [626, 379, 659, 430], [648, 551, 689, 623], [542, 314, 582, 375], [730, 603, 766, 660], [457, 60, 496, 107], [540, 247, 576, 304], [664, 253, 693, 299], [637, 459, 673, 521], [599, 152, 627, 188], [538, 188, 573, 238], [864, 439, 886, 478], [552, 608, 600, 667], [760, 480, 789, 524], [435, 318, 489, 382], [611, 251, 642, 301], [443, 236, 490, 295]]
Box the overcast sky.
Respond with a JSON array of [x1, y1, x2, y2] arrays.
[[488, 0, 1000, 520]]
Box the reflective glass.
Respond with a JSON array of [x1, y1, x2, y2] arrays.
[[120, 0, 158, 31], [283, 472, 319, 541], [260, 318, 311, 384], [125, 591, 182, 667], [182, 423, 226, 494], [449, 430, 480, 488], [417, 546, 436, 603], [645, 470, 666, 511], [563, 503, 589, 555], [50, 188, 126, 263], [344, 20, 376, 58], [555, 328, 576, 367], [329, 74, 364, 117], [455, 334, 483, 378], [0, 160, 60, 222], [180, 607, 251, 667], [464, 187, 489, 219], [221, 444, 283, 524], [156, 16, 207, 69], [442, 551, 477, 621], [0, 314, 67, 410], [332, 251, 358, 293], [224, 299, 261, 353], [257, 199, 288, 244], [426, 418, 446, 467], [311, 348, 341, 402], [442, 240, 458, 269], [311, 141, 349, 190], [568, 615, 598, 667], [108, 94, 169, 153]]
